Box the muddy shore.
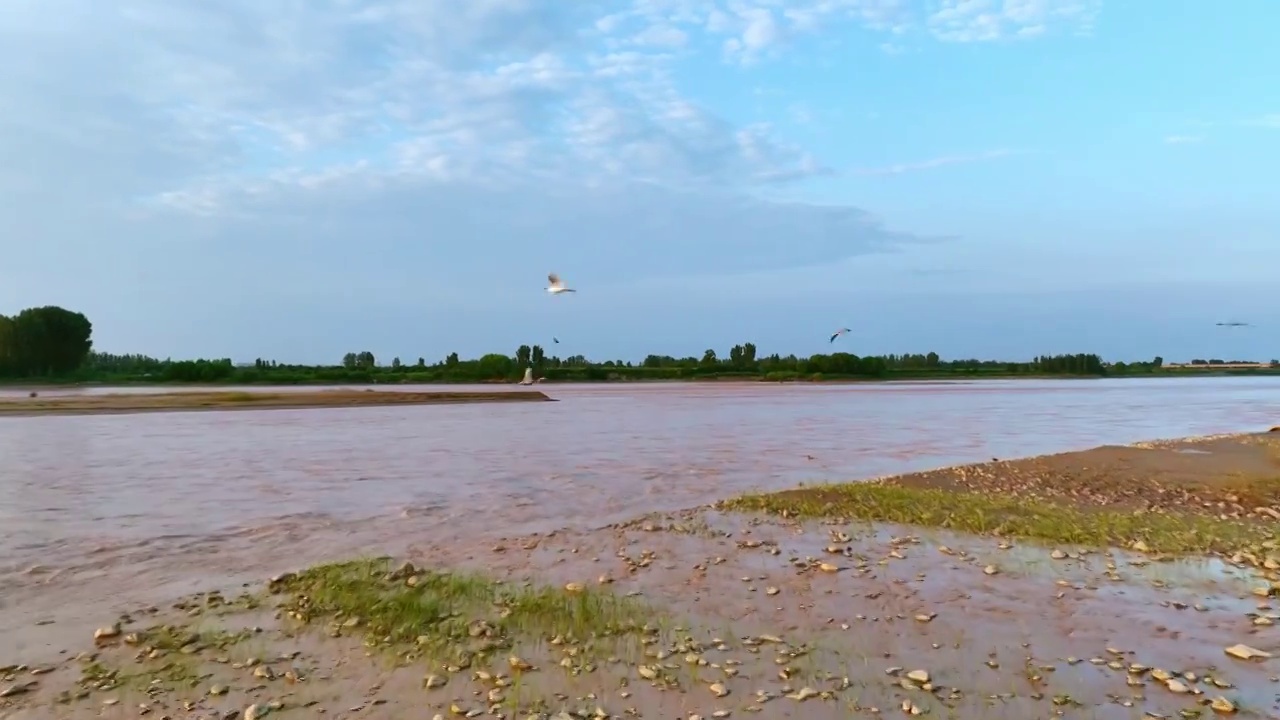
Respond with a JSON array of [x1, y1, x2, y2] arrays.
[[3, 432, 1279, 719], [0, 390, 552, 417]]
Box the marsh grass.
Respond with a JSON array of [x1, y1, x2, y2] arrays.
[[720, 483, 1276, 556], [271, 559, 656, 663]]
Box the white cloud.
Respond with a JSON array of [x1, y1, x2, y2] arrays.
[[926, 0, 1100, 43], [1163, 134, 1204, 145], [853, 149, 1018, 176], [0, 0, 1088, 358], [1244, 114, 1280, 129]]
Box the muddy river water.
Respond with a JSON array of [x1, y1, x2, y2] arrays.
[[2, 377, 1279, 661]]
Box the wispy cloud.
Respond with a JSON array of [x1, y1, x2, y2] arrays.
[[853, 149, 1019, 176], [1243, 114, 1280, 128], [1163, 134, 1204, 145]]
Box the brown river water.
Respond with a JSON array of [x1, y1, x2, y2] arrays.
[[2, 377, 1279, 660]]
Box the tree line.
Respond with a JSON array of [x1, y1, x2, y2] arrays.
[[4, 305, 1277, 385]]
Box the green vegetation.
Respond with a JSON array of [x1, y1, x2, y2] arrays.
[[0, 306, 93, 378], [269, 559, 655, 659], [720, 483, 1278, 557], [3, 304, 1277, 385]]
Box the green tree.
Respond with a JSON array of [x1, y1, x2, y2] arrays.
[[701, 349, 717, 366], [6, 306, 93, 376], [531, 345, 545, 367], [0, 314, 13, 376], [342, 352, 358, 369], [515, 344, 532, 367], [391, 357, 402, 369], [477, 353, 514, 379]]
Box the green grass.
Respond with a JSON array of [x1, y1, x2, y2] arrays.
[[269, 559, 657, 661], [720, 482, 1278, 557]]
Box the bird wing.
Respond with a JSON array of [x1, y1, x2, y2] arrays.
[[548, 273, 561, 286], [829, 333, 839, 343]]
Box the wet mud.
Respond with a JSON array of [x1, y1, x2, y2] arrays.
[[5, 430, 1280, 718], [877, 432, 1280, 518], [3, 508, 1277, 719]]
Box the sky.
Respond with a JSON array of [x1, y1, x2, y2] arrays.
[[1, 0, 1277, 365]]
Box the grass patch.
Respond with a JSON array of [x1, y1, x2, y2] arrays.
[[269, 559, 657, 663], [720, 482, 1278, 556]]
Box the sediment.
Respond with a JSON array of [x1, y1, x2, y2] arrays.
[[0, 389, 553, 417], [3, 431, 1278, 719]]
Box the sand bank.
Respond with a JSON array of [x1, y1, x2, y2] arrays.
[[0, 389, 553, 417], [3, 431, 1278, 719]]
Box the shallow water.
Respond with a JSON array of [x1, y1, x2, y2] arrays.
[[1, 377, 1278, 650]]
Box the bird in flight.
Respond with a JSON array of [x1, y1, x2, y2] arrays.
[[546, 273, 576, 295], [829, 327, 851, 343], [1216, 321, 1251, 327], [553, 337, 560, 344]]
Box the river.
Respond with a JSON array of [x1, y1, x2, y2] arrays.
[[1, 376, 1277, 654]]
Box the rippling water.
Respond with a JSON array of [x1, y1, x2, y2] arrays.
[[1, 377, 1277, 641]]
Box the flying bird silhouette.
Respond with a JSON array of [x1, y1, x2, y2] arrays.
[[546, 273, 576, 295], [829, 327, 851, 343], [1216, 321, 1251, 327], [553, 337, 560, 344]]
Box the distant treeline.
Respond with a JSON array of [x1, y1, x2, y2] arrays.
[[2, 305, 1277, 385]]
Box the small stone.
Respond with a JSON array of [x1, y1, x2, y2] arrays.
[[983, 565, 999, 575], [1165, 679, 1190, 693], [425, 674, 447, 689], [786, 687, 819, 701], [914, 613, 936, 623], [209, 684, 228, 696], [0, 682, 37, 698], [243, 704, 266, 720], [906, 669, 929, 684], [1209, 696, 1236, 713], [1224, 644, 1271, 661], [765, 587, 780, 596], [564, 582, 585, 593], [709, 682, 729, 697], [1050, 549, 1067, 559], [93, 623, 122, 642]]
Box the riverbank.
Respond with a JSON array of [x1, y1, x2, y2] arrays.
[[3, 432, 1278, 718], [0, 389, 552, 417]]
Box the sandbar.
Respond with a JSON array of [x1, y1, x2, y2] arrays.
[[0, 389, 553, 417]]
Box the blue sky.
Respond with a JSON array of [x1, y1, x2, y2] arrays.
[[1, 0, 1277, 365]]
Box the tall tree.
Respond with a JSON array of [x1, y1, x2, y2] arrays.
[[6, 306, 93, 376]]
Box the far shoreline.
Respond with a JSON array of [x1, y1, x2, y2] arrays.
[[0, 389, 553, 417], [3, 369, 1278, 392]]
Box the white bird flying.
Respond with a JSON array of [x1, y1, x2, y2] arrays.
[[829, 327, 851, 343], [546, 273, 576, 295]]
